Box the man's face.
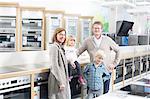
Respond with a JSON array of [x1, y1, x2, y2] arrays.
[[92, 24, 103, 39]]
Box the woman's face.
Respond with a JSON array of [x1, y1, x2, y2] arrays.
[[56, 31, 66, 44]]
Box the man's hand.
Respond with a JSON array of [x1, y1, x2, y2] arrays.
[[109, 64, 115, 71]]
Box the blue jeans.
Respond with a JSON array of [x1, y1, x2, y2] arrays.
[[86, 89, 102, 99], [103, 73, 111, 94]]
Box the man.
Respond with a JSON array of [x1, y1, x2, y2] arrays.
[[77, 21, 120, 94]]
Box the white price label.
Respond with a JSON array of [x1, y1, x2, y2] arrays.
[[23, 37, 27, 45]]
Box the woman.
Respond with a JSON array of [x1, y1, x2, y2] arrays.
[[48, 28, 71, 99]]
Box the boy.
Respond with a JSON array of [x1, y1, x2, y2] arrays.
[[83, 50, 110, 99]]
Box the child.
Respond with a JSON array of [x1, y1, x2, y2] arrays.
[[65, 35, 85, 85], [83, 50, 110, 99]]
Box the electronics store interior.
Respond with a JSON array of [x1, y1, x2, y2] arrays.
[[0, 0, 150, 99]]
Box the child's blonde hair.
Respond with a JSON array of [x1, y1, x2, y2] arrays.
[[94, 50, 105, 59], [66, 35, 76, 46]]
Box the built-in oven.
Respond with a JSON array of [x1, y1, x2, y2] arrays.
[[133, 57, 140, 77], [34, 72, 48, 99], [125, 58, 133, 80], [0, 72, 49, 99], [141, 55, 147, 73], [114, 59, 124, 84], [21, 18, 42, 51], [0, 86, 30, 99], [148, 55, 150, 71], [0, 16, 16, 52], [0, 75, 31, 99]]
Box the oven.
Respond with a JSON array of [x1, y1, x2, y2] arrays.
[[134, 57, 140, 76], [125, 58, 133, 80], [0, 16, 16, 52], [0, 86, 30, 99], [141, 55, 147, 73], [0, 76, 31, 99], [114, 59, 124, 84], [0, 72, 49, 99], [34, 72, 48, 99], [22, 31, 41, 49], [21, 18, 42, 51]]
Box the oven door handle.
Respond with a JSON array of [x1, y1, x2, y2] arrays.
[[0, 84, 31, 94], [36, 81, 48, 85]]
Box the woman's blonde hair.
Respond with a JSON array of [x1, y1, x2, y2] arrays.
[[94, 49, 105, 59], [52, 28, 66, 45], [66, 35, 76, 46]]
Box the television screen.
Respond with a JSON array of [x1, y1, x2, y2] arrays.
[[116, 20, 134, 36]]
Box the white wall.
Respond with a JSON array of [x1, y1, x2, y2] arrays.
[[117, 6, 133, 21], [108, 6, 134, 33], [135, 13, 148, 35], [0, 0, 104, 16]]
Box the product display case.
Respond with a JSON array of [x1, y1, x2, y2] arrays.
[[79, 16, 93, 44], [64, 14, 80, 46], [133, 57, 140, 77], [114, 59, 124, 84], [0, 2, 19, 52], [20, 7, 45, 51], [147, 55, 150, 71], [125, 58, 133, 80], [141, 55, 147, 74], [45, 10, 64, 49], [112, 46, 150, 91]]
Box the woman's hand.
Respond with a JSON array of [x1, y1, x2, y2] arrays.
[[59, 84, 65, 91]]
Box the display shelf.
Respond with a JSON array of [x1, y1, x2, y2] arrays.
[[79, 16, 93, 44], [0, 2, 19, 52], [64, 13, 80, 47], [45, 10, 64, 49], [20, 6, 45, 51], [112, 46, 150, 91], [114, 59, 124, 84]]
